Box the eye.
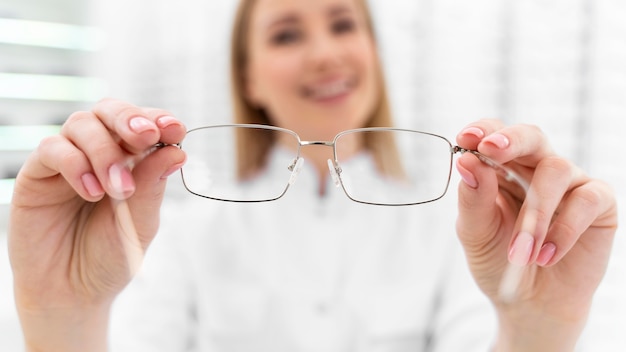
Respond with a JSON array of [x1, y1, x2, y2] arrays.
[[271, 28, 302, 45], [331, 18, 356, 34]]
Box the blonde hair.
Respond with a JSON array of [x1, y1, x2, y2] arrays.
[[230, 0, 402, 180]]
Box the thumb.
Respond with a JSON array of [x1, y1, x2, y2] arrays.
[[118, 145, 186, 248], [108, 145, 185, 276], [455, 152, 512, 256]]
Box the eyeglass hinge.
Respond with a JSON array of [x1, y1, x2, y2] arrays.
[[452, 145, 469, 154], [452, 146, 498, 167]]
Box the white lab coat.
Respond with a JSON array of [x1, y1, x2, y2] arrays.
[[110, 149, 496, 351]]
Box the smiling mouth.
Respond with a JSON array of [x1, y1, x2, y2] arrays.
[[302, 78, 356, 101]]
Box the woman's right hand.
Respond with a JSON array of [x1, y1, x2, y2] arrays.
[[8, 98, 187, 352]]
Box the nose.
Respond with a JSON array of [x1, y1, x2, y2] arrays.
[[305, 31, 344, 69]]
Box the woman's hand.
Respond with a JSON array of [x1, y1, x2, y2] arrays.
[[455, 119, 617, 351], [8, 98, 187, 352]]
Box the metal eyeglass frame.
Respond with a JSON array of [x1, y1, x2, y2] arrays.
[[161, 124, 529, 206]]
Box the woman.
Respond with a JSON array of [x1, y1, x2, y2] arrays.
[[9, 0, 617, 351]]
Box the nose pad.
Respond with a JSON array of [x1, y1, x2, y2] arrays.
[[327, 159, 341, 188], [288, 157, 305, 185]]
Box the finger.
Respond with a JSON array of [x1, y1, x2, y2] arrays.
[[536, 179, 614, 267], [509, 156, 579, 266], [61, 111, 135, 200], [92, 98, 185, 153], [153, 114, 187, 145], [456, 118, 505, 150], [456, 152, 512, 253], [79, 145, 184, 281], [123, 145, 186, 245], [78, 145, 186, 277], [94, 98, 160, 153], [457, 121, 555, 168], [16, 135, 106, 205], [477, 124, 554, 167]]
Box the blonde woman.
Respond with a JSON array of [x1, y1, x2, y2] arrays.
[[9, 0, 617, 351]]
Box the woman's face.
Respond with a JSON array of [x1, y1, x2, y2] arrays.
[[245, 0, 381, 141]]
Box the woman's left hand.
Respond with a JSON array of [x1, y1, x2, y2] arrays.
[[454, 119, 618, 351]]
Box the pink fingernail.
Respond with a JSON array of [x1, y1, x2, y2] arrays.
[[456, 161, 478, 189], [160, 162, 184, 180], [108, 164, 135, 198], [81, 172, 104, 197], [536, 242, 557, 266], [156, 116, 180, 129], [461, 127, 485, 139], [483, 133, 510, 149], [129, 117, 155, 134], [508, 231, 534, 266]]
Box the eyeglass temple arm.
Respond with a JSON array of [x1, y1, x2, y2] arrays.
[[154, 142, 180, 149]]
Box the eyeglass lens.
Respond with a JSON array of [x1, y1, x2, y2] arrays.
[[181, 126, 299, 202], [334, 129, 453, 205]]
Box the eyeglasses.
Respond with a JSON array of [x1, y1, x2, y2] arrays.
[[172, 124, 528, 206]]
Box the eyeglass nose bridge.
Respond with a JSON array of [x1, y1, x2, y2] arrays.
[[300, 140, 334, 147], [286, 140, 336, 187]]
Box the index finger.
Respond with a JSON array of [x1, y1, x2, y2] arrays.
[[92, 98, 186, 153], [458, 120, 555, 168]]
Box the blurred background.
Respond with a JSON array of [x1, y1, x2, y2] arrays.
[[1, 0, 624, 350]]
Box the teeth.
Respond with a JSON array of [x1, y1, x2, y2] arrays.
[[310, 80, 349, 99]]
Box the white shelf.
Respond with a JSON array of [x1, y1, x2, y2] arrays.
[[0, 18, 105, 51], [0, 72, 105, 102]]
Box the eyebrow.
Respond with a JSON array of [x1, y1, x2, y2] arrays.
[[266, 13, 299, 30], [264, 4, 354, 30], [327, 4, 352, 18]]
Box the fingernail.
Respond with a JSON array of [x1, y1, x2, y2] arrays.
[[109, 164, 135, 197], [160, 162, 184, 180], [456, 161, 478, 189], [129, 117, 155, 134], [508, 231, 534, 266], [483, 133, 510, 149], [156, 115, 180, 129], [536, 242, 557, 266], [461, 127, 485, 139], [81, 172, 104, 197]]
